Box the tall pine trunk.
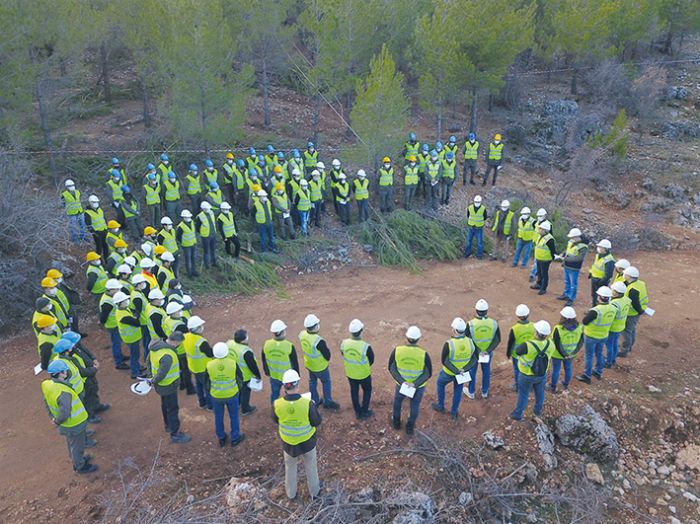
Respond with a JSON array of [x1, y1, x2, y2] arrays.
[[140, 74, 151, 128], [261, 55, 271, 128], [469, 87, 478, 134], [99, 43, 112, 103], [35, 77, 57, 181], [312, 92, 321, 145], [570, 67, 578, 95], [435, 95, 443, 141]]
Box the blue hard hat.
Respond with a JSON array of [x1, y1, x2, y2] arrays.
[[449, 135, 456, 143], [122, 184, 131, 193], [146, 163, 155, 170], [468, 132, 476, 141], [189, 164, 198, 172], [47, 359, 69, 374], [409, 132, 416, 141], [267, 144, 275, 153], [248, 168, 257, 176], [248, 147, 256, 155], [236, 159, 245, 167], [421, 144, 429, 152], [61, 331, 81, 346], [53, 339, 73, 354], [446, 152, 454, 160], [168, 172, 176, 179], [205, 159, 213, 168], [147, 173, 156, 181], [257, 154, 265, 162], [292, 149, 300, 158], [209, 182, 219, 190], [111, 157, 120, 165], [430, 149, 438, 157], [277, 151, 285, 159], [436, 141, 443, 149], [111, 169, 121, 178], [307, 141, 314, 148], [160, 153, 169, 161]]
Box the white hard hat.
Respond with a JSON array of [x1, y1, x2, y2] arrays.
[[596, 286, 612, 298], [282, 369, 301, 385], [614, 258, 630, 270], [339, 173, 346, 180], [520, 206, 531, 215], [88, 194, 99, 204], [187, 315, 205, 330], [166, 302, 183, 315], [140, 257, 155, 269], [623, 266, 639, 279], [349, 318, 364, 333], [474, 195, 482, 203], [105, 279, 122, 290], [117, 264, 131, 274], [406, 325, 422, 340], [515, 304, 530, 317], [611, 281, 627, 294], [567, 228, 582, 238], [316, 162, 325, 169], [161, 251, 175, 262], [181, 209, 192, 218], [113, 291, 129, 304], [141, 243, 153, 255], [161, 217, 173, 225], [357, 169, 366, 178], [201, 201, 211, 210], [451, 317, 467, 332], [64, 179, 75, 187], [500, 199, 510, 209], [475, 298, 489, 311], [560, 306, 577, 319], [332, 159, 341, 167], [270, 319, 287, 333], [148, 289, 165, 300], [597, 239, 612, 249], [131, 274, 146, 285], [123, 256, 136, 267], [300, 179, 309, 186], [220, 201, 231, 211], [304, 313, 320, 328], [182, 294, 192, 304], [536, 208, 547, 218], [539, 221, 552, 231], [534, 320, 551, 336], [295, 169, 304, 176], [213, 342, 229, 359], [258, 190, 268, 197]]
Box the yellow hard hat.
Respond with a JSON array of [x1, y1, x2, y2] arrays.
[[408, 155, 417, 162], [226, 152, 234, 160], [275, 183, 284, 192], [114, 239, 128, 249], [154, 245, 166, 255], [143, 226, 157, 236], [36, 314, 57, 329], [494, 133, 502, 141], [273, 165, 282, 174], [41, 277, 57, 288], [86, 251, 101, 262], [382, 156, 391, 163], [252, 184, 261, 192], [46, 269, 63, 279], [107, 220, 121, 229]]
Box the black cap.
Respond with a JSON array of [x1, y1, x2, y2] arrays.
[[234, 329, 247, 343], [36, 297, 51, 309]]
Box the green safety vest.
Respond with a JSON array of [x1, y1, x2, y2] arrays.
[[552, 324, 583, 359], [335, 182, 350, 202], [394, 344, 427, 387], [263, 338, 293, 381], [130, 290, 149, 326], [589, 253, 615, 279], [163, 179, 180, 201], [418, 153, 430, 172], [254, 199, 272, 225], [534, 233, 554, 261], [445, 143, 458, 157], [164, 317, 186, 355], [488, 142, 503, 162], [159, 228, 179, 254], [197, 211, 215, 238], [144, 183, 161, 205], [52, 355, 85, 395], [150, 346, 180, 386], [441, 159, 456, 180], [116, 307, 142, 344], [404, 141, 420, 159], [624, 280, 649, 317], [99, 293, 117, 329], [41, 380, 87, 428], [272, 193, 290, 214], [62, 190, 83, 215], [222, 163, 234, 184], [442, 336, 476, 376], [299, 331, 328, 373], [274, 396, 315, 445], [46, 294, 68, 328], [86, 264, 107, 294], [353, 179, 369, 200], [492, 209, 514, 235], [467, 204, 486, 228], [177, 221, 197, 247], [227, 341, 255, 382], [340, 338, 371, 380], [517, 217, 535, 241], [517, 339, 551, 376], [583, 303, 617, 339], [146, 304, 165, 340], [183, 333, 211, 374], [217, 212, 237, 238], [206, 357, 239, 399], [303, 150, 318, 169], [158, 265, 174, 295], [426, 160, 441, 182], [85, 208, 107, 231], [297, 188, 312, 211], [464, 140, 479, 160], [122, 197, 139, 219], [469, 317, 497, 352], [379, 167, 394, 187], [566, 240, 587, 257], [55, 288, 70, 315], [512, 321, 536, 346], [203, 169, 218, 186], [157, 162, 171, 181], [207, 189, 223, 208], [37, 330, 60, 356], [610, 296, 631, 333], [107, 179, 123, 202], [309, 180, 323, 202], [186, 174, 202, 195], [404, 165, 419, 186]]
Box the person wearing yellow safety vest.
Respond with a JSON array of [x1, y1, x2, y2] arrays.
[[105, 220, 124, 254], [272, 184, 296, 240], [506, 304, 536, 392], [307, 171, 323, 228], [157, 153, 172, 183], [176, 210, 198, 278], [109, 157, 127, 185], [130, 274, 152, 356], [143, 169, 162, 227], [576, 286, 617, 384], [157, 214, 180, 274], [588, 239, 615, 306], [163, 172, 182, 220], [510, 320, 554, 421], [157, 251, 176, 296], [106, 238, 129, 276], [463, 132, 480, 185], [41, 359, 97, 474], [550, 306, 583, 392], [113, 291, 146, 380], [303, 141, 319, 178], [491, 199, 515, 262], [263, 320, 300, 404], [293, 180, 312, 237], [465, 195, 487, 259], [36, 314, 61, 370], [139, 257, 159, 290], [61, 179, 88, 244], [432, 317, 477, 420], [352, 170, 370, 222], [221, 152, 236, 204], [202, 159, 218, 187], [465, 299, 501, 399], [41, 277, 69, 331], [164, 301, 195, 394], [84, 195, 109, 258], [121, 185, 143, 243], [556, 228, 590, 307], [612, 258, 630, 286], [401, 132, 420, 165], [417, 144, 430, 198], [289, 149, 304, 181], [196, 201, 219, 269], [47, 268, 82, 333], [531, 221, 556, 295], [605, 281, 630, 368], [146, 288, 168, 342], [378, 156, 394, 213], [207, 343, 245, 448], [205, 181, 224, 214], [254, 190, 277, 253], [528, 208, 549, 281], [425, 149, 442, 210], [620, 266, 649, 358], [227, 329, 262, 415], [402, 158, 419, 211], [99, 279, 128, 369], [299, 314, 340, 410], [440, 151, 457, 205], [51, 339, 86, 404], [185, 163, 203, 213], [334, 173, 351, 226], [389, 325, 432, 435], [217, 201, 240, 259], [329, 159, 345, 215], [107, 169, 126, 225], [33, 296, 56, 335], [340, 319, 375, 420], [445, 135, 458, 161], [276, 152, 289, 181], [184, 316, 215, 409], [273, 369, 323, 500], [483, 133, 504, 186]]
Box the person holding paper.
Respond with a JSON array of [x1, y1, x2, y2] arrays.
[[183, 316, 214, 409], [432, 317, 477, 420], [465, 300, 501, 399], [550, 307, 583, 392], [606, 282, 631, 367], [227, 329, 262, 416], [389, 326, 432, 435], [272, 369, 322, 500], [510, 320, 554, 421], [340, 319, 375, 420], [576, 286, 616, 384], [506, 304, 536, 392], [619, 266, 649, 358], [263, 320, 299, 404], [206, 343, 245, 448], [299, 314, 340, 411]]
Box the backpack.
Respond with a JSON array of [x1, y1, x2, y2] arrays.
[[530, 341, 550, 377]]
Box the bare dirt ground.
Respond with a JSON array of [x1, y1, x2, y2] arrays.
[[1, 248, 698, 522]]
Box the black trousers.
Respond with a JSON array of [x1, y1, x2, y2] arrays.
[[178, 354, 195, 393], [483, 164, 499, 186], [83, 377, 101, 418], [590, 277, 604, 306], [224, 236, 241, 258], [160, 392, 180, 435], [239, 382, 253, 412], [536, 260, 551, 291], [348, 376, 372, 416], [92, 230, 109, 259]]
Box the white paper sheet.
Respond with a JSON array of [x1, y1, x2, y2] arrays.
[[248, 378, 263, 392], [478, 353, 491, 364], [456, 372, 471, 385], [399, 382, 416, 398], [645, 307, 655, 317], [33, 363, 43, 375], [301, 392, 312, 400]]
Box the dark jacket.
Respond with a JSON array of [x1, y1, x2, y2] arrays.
[[388, 346, 432, 387]]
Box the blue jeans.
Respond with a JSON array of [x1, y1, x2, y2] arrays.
[[258, 223, 276, 252], [584, 336, 605, 378], [512, 239, 532, 267], [468, 359, 491, 395], [299, 210, 309, 235], [465, 227, 484, 258], [182, 245, 196, 277], [511, 357, 520, 388], [141, 326, 151, 360], [550, 358, 572, 389], [436, 370, 464, 416], [392, 384, 425, 425], [194, 372, 212, 408], [309, 368, 333, 406], [127, 340, 141, 377], [563, 267, 580, 302], [213, 394, 240, 440], [202, 236, 217, 267], [530, 260, 538, 279], [606, 331, 621, 366], [511, 373, 546, 420], [107, 327, 123, 367], [68, 213, 87, 243], [269, 378, 282, 404]]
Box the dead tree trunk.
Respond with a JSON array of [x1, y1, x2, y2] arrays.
[[35, 77, 57, 182], [436, 95, 443, 141], [469, 87, 478, 134], [140, 74, 152, 128], [99, 43, 112, 103], [261, 55, 271, 128]]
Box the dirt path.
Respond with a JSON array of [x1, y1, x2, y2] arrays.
[[1, 249, 697, 521]]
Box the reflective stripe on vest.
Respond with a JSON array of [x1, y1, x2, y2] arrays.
[[254, 199, 272, 224], [274, 397, 315, 445], [107, 180, 123, 201], [584, 304, 616, 339], [488, 142, 503, 161], [163, 179, 180, 201], [297, 189, 312, 211], [467, 205, 486, 227], [183, 333, 210, 373], [144, 183, 161, 205], [159, 228, 179, 253], [217, 212, 237, 237], [464, 140, 479, 160], [204, 169, 218, 186], [227, 341, 254, 381], [309, 180, 323, 202], [379, 167, 394, 186], [517, 340, 550, 376], [404, 165, 419, 185], [299, 331, 328, 373], [186, 174, 201, 195], [197, 211, 215, 238], [589, 253, 614, 279], [62, 190, 83, 215], [517, 217, 535, 241], [41, 380, 87, 427], [206, 357, 239, 399], [394, 345, 427, 386], [303, 150, 318, 168], [469, 318, 497, 351], [553, 324, 583, 358], [404, 142, 420, 159], [624, 280, 648, 316], [534, 233, 554, 261], [610, 296, 631, 333], [492, 209, 514, 235], [99, 293, 117, 328], [442, 337, 476, 376], [441, 160, 456, 179], [263, 338, 293, 381], [53, 356, 85, 395], [426, 161, 440, 182], [353, 179, 369, 199], [150, 347, 180, 386], [341, 338, 371, 380], [177, 221, 197, 247], [85, 208, 107, 231], [116, 307, 142, 343]]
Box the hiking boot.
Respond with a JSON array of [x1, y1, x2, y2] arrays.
[[88, 415, 102, 424], [95, 403, 110, 413], [392, 418, 401, 430], [592, 371, 602, 380], [431, 402, 445, 414], [115, 363, 129, 370], [405, 422, 415, 435], [537, 289, 547, 295], [324, 400, 340, 411], [85, 439, 97, 448], [360, 410, 374, 419], [218, 437, 227, 447], [231, 434, 246, 447], [241, 406, 257, 416], [556, 294, 568, 301], [575, 374, 591, 384], [171, 432, 192, 444], [75, 463, 98, 474], [530, 283, 540, 289]]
